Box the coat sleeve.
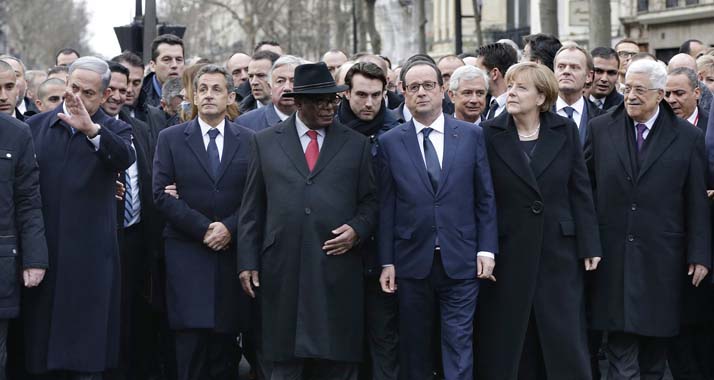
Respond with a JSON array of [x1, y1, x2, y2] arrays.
[[583, 120, 597, 194], [705, 104, 714, 187], [685, 131, 712, 268], [377, 137, 396, 266], [14, 126, 48, 269], [152, 130, 213, 242], [472, 127, 499, 255], [567, 120, 602, 260], [346, 138, 378, 242], [94, 119, 136, 171], [236, 134, 266, 272]]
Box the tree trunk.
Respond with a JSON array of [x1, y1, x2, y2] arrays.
[[357, 0, 367, 52], [589, 0, 610, 49], [472, 0, 483, 47], [365, 0, 381, 53], [416, 0, 427, 53], [539, 0, 558, 37]]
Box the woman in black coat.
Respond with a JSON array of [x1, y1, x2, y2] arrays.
[[476, 62, 602, 380]]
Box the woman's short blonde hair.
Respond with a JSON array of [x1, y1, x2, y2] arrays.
[[504, 61, 559, 112]]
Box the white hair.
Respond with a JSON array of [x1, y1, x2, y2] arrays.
[[269, 55, 306, 83], [626, 59, 667, 90], [69, 56, 111, 91], [497, 39, 522, 61], [449, 65, 490, 92]]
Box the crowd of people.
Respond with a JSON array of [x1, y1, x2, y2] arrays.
[[1, 31, 714, 380]]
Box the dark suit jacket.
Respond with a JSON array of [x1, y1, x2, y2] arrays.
[[153, 118, 254, 332], [602, 90, 624, 110], [477, 111, 600, 379], [0, 113, 48, 319], [585, 102, 711, 337], [136, 72, 162, 122], [391, 102, 407, 124], [238, 93, 260, 114], [555, 97, 603, 145], [235, 103, 284, 132], [237, 115, 377, 361], [377, 114, 498, 280], [145, 104, 179, 153]]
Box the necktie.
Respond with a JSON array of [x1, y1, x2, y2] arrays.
[[305, 130, 319, 171], [563, 106, 575, 120], [207, 128, 220, 177], [124, 172, 138, 227], [594, 98, 604, 109], [422, 128, 441, 192], [486, 98, 498, 120], [635, 123, 647, 151]]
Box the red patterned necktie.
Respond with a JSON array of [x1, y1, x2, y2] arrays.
[[305, 130, 319, 171]]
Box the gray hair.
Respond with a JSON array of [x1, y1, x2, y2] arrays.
[[161, 77, 184, 103], [626, 59, 667, 90], [497, 39, 522, 61], [449, 65, 490, 92], [0, 55, 26, 75], [69, 56, 111, 92], [269, 55, 306, 84], [193, 64, 235, 94], [668, 67, 700, 90]]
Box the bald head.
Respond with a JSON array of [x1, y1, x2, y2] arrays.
[[668, 53, 697, 72]]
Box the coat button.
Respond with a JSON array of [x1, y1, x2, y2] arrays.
[[631, 203, 637, 211], [5, 153, 10, 158], [627, 234, 634, 242], [626, 175, 632, 181], [531, 201, 543, 214], [306, 179, 313, 185], [305, 208, 311, 215]]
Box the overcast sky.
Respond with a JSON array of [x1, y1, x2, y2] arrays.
[[86, 0, 137, 58]]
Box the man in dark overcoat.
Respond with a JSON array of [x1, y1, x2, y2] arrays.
[[0, 112, 48, 379], [585, 58, 711, 380], [153, 65, 254, 380], [22, 57, 135, 380], [237, 62, 378, 380]]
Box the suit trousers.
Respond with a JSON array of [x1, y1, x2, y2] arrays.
[[605, 332, 667, 380], [397, 251, 478, 380], [269, 359, 358, 380], [516, 311, 547, 380], [667, 323, 714, 380], [359, 275, 399, 380], [174, 329, 239, 380]]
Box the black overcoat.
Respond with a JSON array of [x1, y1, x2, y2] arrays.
[[585, 103, 711, 337], [237, 115, 378, 362], [22, 105, 135, 373], [476, 111, 601, 380], [153, 118, 254, 332]]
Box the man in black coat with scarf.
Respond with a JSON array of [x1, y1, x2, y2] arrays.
[[335, 62, 400, 380]]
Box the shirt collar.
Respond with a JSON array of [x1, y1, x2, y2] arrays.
[[198, 117, 226, 136], [556, 96, 585, 115], [589, 94, 604, 105], [274, 105, 290, 121], [687, 107, 699, 126], [413, 113, 445, 135], [634, 106, 660, 130], [17, 98, 26, 114], [402, 104, 413, 121], [295, 112, 325, 138], [495, 92, 508, 108], [453, 113, 482, 125]]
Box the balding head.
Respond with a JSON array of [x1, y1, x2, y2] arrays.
[[668, 53, 697, 72]]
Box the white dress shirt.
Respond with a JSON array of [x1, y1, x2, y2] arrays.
[[198, 117, 225, 160], [589, 95, 605, 109], [63, 102, 101, 150], [17, 98, 26, 115], [113, 114, 141, 226], [274, 106, 290, 122], [402, 104, 413, 122], [686, 107, 699, 127], [493, 92, 508, 118], [295, 113, 325, 153], [412, 113, 494, 260], [556, 96, 585, 130], [633, 107, 660, 141]]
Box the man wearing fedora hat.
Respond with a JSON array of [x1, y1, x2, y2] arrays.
[[237, 62, 378, 379]]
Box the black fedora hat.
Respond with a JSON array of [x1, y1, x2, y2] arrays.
[[283, 62, 348, 97]]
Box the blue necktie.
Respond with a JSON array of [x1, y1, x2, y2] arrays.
[[124, 172, 138, 227], [422, 128, 441, 192], [207, 128, 220, 177], [563, 106, 575, 120]]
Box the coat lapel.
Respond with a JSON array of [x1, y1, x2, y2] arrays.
[[309, 121, 349, 178], [437, 117, 460, 196], [605, 109, 635, 180], [215, 120, 242, 183], [400, 121, 435, 195], [184, 119, 214, 180], [637, 107, 678, 181], [529, 113, 566, 179], [488, 115, 541, 195], [277, 115, 310, 178]]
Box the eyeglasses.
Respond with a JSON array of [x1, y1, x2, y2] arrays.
[[617, 51, 638, 59], [405, 81, 439, 93], [623, 86, 659, 96], [312, 95, 342, 108]]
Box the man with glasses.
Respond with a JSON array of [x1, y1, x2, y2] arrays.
[[237, 62, 377, 380], [614, 39, 640, 93], [585, 58, 711, 380], [377, 60, 497, 380]]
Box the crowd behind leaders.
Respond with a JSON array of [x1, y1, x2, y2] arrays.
[[1, 30, 714, 380]]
